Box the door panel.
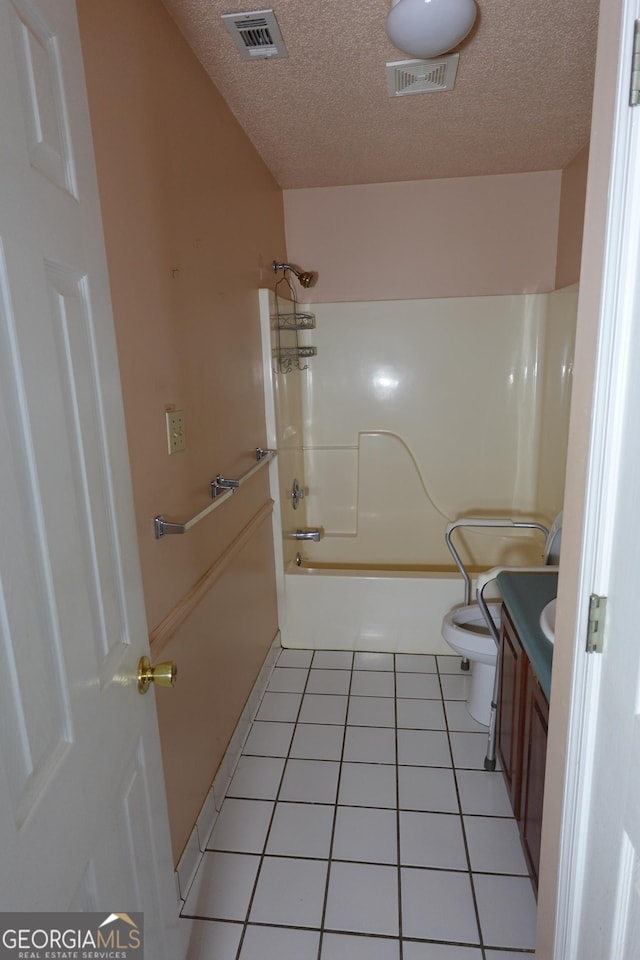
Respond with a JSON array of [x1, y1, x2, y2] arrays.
[[0, 2, 180, 954]]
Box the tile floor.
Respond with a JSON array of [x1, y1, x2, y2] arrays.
[[182, 650, 536, 959]]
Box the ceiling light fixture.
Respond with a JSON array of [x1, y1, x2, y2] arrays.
[[386, 0, 477, 60]]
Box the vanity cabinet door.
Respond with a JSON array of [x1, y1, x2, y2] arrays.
[[497, 608, 527, 813], [519, 665, 549, 893]]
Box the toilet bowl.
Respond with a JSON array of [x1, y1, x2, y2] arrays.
[[441, 602, 502, 725]]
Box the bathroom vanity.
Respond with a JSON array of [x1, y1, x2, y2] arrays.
[[495, 571, 557, 894]]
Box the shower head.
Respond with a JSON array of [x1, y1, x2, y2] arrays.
[[273, 260, 317, 289]]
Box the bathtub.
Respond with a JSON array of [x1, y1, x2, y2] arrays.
[[282, 562, 469, 655]]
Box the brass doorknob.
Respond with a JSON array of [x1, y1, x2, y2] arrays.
[[138, 656, 177, 694]]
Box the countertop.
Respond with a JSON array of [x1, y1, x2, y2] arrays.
[[496, 570, 558, 701]]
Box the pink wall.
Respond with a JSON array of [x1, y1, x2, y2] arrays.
[[283, 171, 562, 302], [556, 144, 590, 289], [77, 0, 286, 861]]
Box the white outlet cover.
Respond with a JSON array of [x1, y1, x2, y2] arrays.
[[166, 410, 186, 454]]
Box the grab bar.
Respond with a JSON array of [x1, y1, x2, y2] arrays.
[[154, 448, 276, 539], [211, 447, 274, 498], [445, 518, 549, 605], [291, 528, 323, 542]]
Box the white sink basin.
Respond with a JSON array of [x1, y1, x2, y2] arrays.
[[540, 598, 557, 643]]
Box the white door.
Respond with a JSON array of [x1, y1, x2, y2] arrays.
[[553, 1, 640, 956], [0, 0, 181, 954]]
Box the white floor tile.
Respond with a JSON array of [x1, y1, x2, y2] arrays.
[[267, 667, 309, 693], [396, 654, 438, 673], [322, 933, 399, 959], [240, 925, 320, 960], [255, 691, 303, 722], [184, 919, 243, 960], [354, 652, 395, 671], [397, 729, 451, 767], [338, 762, 397, 808], [343, 726, 396, 763], [444, 700, 488, 732], [266, 801, 334, 858], [474, 873, 537, 950], [403, 943, 482, 960], [449, 731, 495, 770], [398, 766, 459, 813], [332, 806, 398, 864], [182, 851, 260, 920], [242, 721, 295, 758], [351, 671, 395, 697], [396, 698, 446, 730], [437, 655, 467, 675], [306, 668, 352, 695], [279, 758, 340, 803], [439, 674, 470, 700], [325, 861, 399, 936], [347, 696, 396, 728], [193, 646, 537, 955], [312, 650, 354, 669], [464, 815, 528, 874], [299, 693, 349, 725], [401, 868, 480, 943], [399, 811, 468, 869], [277, 648, 314, 667], [456, 770, 513, 817], [396, 673, 442, 699], [290, 722, 345, 760], [207, 798, 273, 853], [226, 756, 285, 800], [249, 856, 328, 928]]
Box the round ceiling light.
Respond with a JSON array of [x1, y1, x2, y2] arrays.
[[386, 0, 477, 60]]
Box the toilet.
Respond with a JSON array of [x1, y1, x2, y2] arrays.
[[441, 602, 502, 725], [441, 513, 563, 726]]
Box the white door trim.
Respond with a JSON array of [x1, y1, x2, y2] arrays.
[[553, 0, 640, 954]]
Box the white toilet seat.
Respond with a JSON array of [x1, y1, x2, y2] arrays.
[[441, 602, 501, 665]]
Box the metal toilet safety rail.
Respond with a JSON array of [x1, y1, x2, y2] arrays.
[[445, 518, 551, 770]]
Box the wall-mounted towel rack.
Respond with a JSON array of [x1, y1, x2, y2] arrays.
[[154, 447, 276, 539]]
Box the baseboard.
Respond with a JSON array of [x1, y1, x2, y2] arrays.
[[175, 629, 282, 903]]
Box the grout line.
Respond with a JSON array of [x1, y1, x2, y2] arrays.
[[437, 655, 487, 959], [233, 651, 314, 960], [315, 656, 353, 960], [394, 653, 404, 960]]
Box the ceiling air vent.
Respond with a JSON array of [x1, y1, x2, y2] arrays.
[[222, 9, 288, 60], [386, 55, 459, 97]]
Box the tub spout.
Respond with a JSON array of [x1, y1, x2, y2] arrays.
[[291, 528, 323, 542]]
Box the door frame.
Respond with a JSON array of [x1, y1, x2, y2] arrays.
[[543, 0, 640, 953]]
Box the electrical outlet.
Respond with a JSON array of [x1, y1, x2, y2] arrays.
[[166, 410, 186, 454]]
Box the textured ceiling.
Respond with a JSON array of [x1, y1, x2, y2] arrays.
[[160, 0, 599, 189]]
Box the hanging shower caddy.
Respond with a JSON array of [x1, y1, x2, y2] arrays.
[[272, 267, 317, 373]]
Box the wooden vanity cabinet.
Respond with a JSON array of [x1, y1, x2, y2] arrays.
[[496, 607, 528, 813], [519, 665, 549, 891], [497, 604, 549, 895]]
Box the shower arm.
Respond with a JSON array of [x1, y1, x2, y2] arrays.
[[444, 518, 550, 606], [273, 260, 316, 289]]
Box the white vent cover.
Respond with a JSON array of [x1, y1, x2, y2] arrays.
[[386, 55, 459, 97], [222, 9, 288, 59]]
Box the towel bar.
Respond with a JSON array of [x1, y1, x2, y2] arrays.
[[154, 448, 275, 539]]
